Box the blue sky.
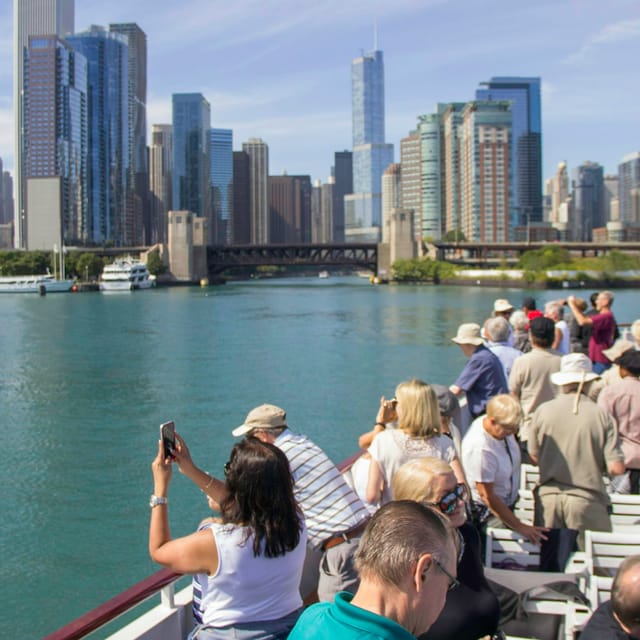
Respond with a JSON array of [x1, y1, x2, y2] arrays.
[[0, 0, 639, 184]]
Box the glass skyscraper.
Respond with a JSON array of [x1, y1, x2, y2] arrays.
[[109, 23, 148, 245], [23, 35, 87, 247], [210, 128, 233, 245], [14, 0, 75, 248], [172, 93, 211, 241], [476, 77, 542, 230], [67, 26, 129, 244], [572, 162, 605, 241], [347, 49, 393, 240]]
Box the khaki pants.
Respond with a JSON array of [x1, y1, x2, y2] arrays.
[[535, 492, 611, 550]]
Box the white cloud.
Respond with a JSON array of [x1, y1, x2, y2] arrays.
[[563, 17, 640, 64]]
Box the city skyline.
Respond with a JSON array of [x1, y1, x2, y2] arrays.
[[1, 0, 639, 186]]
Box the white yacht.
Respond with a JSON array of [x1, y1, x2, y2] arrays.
[[99, 258, 155, 291], [0, 274, 75, 293]]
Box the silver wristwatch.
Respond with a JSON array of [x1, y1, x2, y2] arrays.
[[149, 495, 168, 508]]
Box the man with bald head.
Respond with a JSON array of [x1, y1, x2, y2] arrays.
[[580, 555, 640, 639]]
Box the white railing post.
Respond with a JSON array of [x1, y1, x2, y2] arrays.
[[160, 582, 176, 609]]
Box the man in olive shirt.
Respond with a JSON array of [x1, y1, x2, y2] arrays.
[[529, 353, 625, 549]]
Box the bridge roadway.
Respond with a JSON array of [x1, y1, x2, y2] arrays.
[[71, 241, 640, 274]]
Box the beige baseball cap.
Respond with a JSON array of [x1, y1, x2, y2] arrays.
[[232, 404, 288, 437]]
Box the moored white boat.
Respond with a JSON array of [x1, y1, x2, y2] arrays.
[[0, 274, 75, 293], [100, 258, 155, 292]]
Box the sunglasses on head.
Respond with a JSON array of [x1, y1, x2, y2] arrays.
[[436, 483, 466, 514]]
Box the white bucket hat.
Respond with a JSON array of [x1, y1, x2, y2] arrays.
[[550, 353, 600, 386]]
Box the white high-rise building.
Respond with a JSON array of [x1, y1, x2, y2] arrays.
[[13, 0, 74, 248]]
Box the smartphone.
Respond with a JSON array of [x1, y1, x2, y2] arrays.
[[160, 421, 176, 460]]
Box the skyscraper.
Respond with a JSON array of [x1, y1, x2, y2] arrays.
[[269, 174, 312, 243], [242, 138, 269, 243], [23, 35, 87, 249], [210, 128, 233, 245], [109, 23, 148, 245], [13, 0, 75, 248], [476, 77, 542, 230], [618, 152, 640, 223], [550, 162, 569, 225], [346, 49, 394, 241], [460, 101, 512, 242], [172, 93, 211, 241], [232, 151, 250, 244], [332, 150, 352, 242], [67, 26, 129, 244], [399, 131, 421, 240], [149, 124, 173, 244], [572, 162, 605, 241]]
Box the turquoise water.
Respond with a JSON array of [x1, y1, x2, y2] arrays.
[[1, 278, 638, 638]]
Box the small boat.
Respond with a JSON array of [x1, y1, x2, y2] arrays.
[[318, 270, 330, 279], [0, 273, 74, 294], [100, 258, 155, 292]]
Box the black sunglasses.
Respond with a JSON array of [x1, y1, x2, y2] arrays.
[[436, 483, 466, 515]]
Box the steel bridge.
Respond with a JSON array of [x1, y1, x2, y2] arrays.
[[206, 243, 378, 275]]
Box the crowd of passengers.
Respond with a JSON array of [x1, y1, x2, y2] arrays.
[[148, 293, 640, 640]]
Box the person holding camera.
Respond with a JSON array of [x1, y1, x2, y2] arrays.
[[149, 435, 307, 639]]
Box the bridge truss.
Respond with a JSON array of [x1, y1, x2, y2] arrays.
[[207, 243, 378, 275]]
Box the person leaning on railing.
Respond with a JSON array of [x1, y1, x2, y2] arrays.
[[149, 434, 306, 640]]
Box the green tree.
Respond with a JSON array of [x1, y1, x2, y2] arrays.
[[442, 229, 467, 242], [76, 253, 106, 280], [145, 249, 166, 276], [518, 246, 571, 271]]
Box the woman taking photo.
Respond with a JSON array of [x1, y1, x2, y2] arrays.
[[149, 435, 306, 639], [365, 378, 466, 505], [392, 457, 500, 640]]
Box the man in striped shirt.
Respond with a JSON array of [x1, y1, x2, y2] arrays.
[[231, 404, 371, 602]]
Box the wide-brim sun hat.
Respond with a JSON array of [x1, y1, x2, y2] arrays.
[[232, 403, 288, 437], [550, 353, 600, 386], [494, 299, 514, 313], [451, 323, 484, 346]]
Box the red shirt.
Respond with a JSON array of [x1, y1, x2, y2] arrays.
[[590, 312, 616, 364]]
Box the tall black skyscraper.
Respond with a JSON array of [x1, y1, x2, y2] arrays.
[[332, 150, 353, 242]]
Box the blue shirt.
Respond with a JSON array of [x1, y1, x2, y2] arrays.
[[454, 345, 508, 418], [289, 591, 416, 640]]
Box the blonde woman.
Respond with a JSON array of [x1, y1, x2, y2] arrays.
[[393, 458, 500, 640], [366, 379, 465, 505]]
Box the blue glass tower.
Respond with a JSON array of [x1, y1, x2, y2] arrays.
[[476, 77, 542, 230], [172, 93, 211, 241], [210, 128, 233, 244], [347, 49, 393, 239], [67, 26, 129, 244]]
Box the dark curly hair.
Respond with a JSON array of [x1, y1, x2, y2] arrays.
[[220, 437, 302, 558]]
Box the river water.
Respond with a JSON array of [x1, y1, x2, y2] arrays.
[[1, 277, 639, 638]]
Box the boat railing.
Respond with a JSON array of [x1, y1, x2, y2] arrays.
[[41, 451, 366, 640]]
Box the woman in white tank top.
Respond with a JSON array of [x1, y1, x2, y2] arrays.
[[149, 435, 306, 639]]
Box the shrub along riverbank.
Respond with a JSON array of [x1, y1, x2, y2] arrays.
[[391, 247, 640, 287]]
